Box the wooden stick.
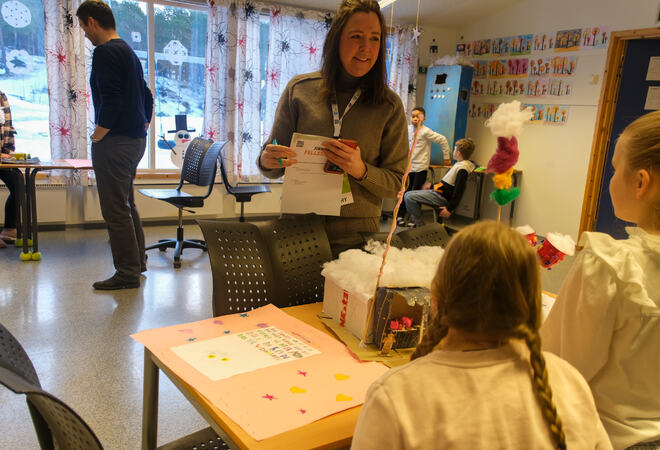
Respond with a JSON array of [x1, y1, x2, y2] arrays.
[[497, 205, 502, 222]]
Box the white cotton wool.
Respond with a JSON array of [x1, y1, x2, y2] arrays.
[[546, 232, 576, 256], [321, 240, 445, 300], [484, 100, 533, 138]]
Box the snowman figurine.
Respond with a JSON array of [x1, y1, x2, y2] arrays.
[[168, 114, 195, 168]]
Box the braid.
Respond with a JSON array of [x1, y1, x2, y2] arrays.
[[411, 312, 447, 360], [515, 325, 567, 450]]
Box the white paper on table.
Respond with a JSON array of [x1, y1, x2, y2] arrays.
[[281, 133, 343, 216], [171, 326, 321, 381], [644, 86, 660, 111]]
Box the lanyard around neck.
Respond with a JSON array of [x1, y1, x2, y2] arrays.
[[331, 88, 361, 138]]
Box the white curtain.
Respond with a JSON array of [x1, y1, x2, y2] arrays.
[[204, 0, 263, 183], [386, 25, 418, 116], [262, 6, 333, 145], [43, 0, 91, 182]]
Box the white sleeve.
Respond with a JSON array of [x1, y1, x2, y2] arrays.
[[425, 129, 450, 160], [351, 382, 403, 449], [540, 250, 619, 381]]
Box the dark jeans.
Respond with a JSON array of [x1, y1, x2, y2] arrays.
[[0, 168, 19, 229], [92, 135, 146, 280], [397, 170, 427, 218]]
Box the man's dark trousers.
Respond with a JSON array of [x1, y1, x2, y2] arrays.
[[92, 134, 146, 281]]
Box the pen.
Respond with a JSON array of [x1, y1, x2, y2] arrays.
[[273, 139, 278, 145], [273, 139, 284, 166]]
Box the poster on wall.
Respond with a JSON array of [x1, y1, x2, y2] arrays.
[[525, 78, 549, 97], [548, 78, 573, 96], [555, 29, 582, 51], [545, 105, 570, 124], [529, 57, 552, 76], [471, 79, 486, 97], [510, 34, 533, 55], [488, 59, 508, 78], [532, 32, 555, 52], [508, 58, 529, 77], [474, 60, 488, 78], [581, 26, 610, 49], [550, 55, 578, 76], [522, 104, 545, 123]]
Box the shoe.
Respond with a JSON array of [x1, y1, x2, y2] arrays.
[[0, 238, 6, 249], [396, 217, 406, 227], [93, 274, 140, 290], [0, 228, 16, 244], [141, 254, 148, 272], [405, 220, 416, 228]]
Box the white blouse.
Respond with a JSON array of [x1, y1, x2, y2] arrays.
[[541, 227, 660, 449]]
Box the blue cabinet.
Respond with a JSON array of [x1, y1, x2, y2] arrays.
[[423, 65, 473, 164]]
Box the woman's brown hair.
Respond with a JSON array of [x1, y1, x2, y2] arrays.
[[411, 221, 567, 449], [321, 0, 387, 105]]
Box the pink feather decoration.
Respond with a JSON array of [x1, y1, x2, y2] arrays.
[[486, 136, 519, 174]]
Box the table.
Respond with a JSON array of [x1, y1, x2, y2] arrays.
[[0, 159, 93, 260], [142, 302, 361, 450]]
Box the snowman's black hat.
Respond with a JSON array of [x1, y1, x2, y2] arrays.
[[168, 114, 196, 133]]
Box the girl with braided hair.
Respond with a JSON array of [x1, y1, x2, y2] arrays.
[[542, 111, 660, 450], [352, 221, 611, 450]]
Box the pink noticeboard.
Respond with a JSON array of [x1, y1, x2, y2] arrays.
[[131, 304, 388, 440]]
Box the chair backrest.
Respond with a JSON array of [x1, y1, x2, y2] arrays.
[[398, 222, 451, 249], [26, 391, 103, 450], [198, 219, 278, 316], [255, 215, 333, 307], [199, 215, 333, 315], [0, 323, 40, 388], [217, 143, 236, 195], [178, 138, 226, 198]]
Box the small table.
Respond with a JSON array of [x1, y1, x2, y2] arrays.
[[142, 302, 361, 449], [0, 159, 93, 260]]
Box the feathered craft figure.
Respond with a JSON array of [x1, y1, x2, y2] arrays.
[[484, 101, 533, 211]]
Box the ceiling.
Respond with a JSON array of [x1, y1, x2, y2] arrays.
[[275, 0, 522, 28]]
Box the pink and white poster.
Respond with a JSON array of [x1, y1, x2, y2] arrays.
[[132, 304, 388, 440]]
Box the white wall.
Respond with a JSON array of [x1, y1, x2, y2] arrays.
[[456, 0, 660, 237]]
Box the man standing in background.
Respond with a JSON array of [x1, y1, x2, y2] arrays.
[[77, 0, 153, 290]]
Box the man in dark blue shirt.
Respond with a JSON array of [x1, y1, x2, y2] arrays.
[[77, 0, 153, 290]]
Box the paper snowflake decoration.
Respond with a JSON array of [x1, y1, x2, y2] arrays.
[[131, 31, 141, 43], [2, 0, 31, 28], [163, 40, 188, 66]]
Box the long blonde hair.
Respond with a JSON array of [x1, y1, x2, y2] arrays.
[[619, 110, 660, 228], [412, 221, 566, 449]]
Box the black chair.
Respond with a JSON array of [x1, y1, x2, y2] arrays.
[[139, 138, 225, 268], [218, 146, 270, 222], [398, 222, 452, 248], [0, 323, 225, 450], [198, 214, 333, 316]]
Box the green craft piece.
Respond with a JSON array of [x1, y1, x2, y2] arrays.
[[490, 187, 520, 206]]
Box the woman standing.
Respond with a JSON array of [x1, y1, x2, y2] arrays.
[[258, 0, 409, 257]]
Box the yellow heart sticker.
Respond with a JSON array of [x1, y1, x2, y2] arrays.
[[290, 386, 307, 394], [221, 357, 230, 361], [334, 373, 350, 381], [336, 394, 353, 402], [207, 354, 216, 359]]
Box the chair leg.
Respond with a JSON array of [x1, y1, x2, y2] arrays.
[[239, 202, 245, 222]]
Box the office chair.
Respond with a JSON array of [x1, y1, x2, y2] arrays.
[[140, 138, 226, 268], [217, 146, 270, 222], [398, 222, 452, 249], [198, 214, 332, 316], [0, 323, 225, 450]]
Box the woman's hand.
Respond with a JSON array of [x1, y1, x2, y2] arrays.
[[322, 139, 367, 179], [260, 144, 297, 169], [1, 152, 13, 160]]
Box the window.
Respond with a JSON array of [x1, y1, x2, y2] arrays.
[[0, 0, 48, 160], [98, 0, 207, 171]]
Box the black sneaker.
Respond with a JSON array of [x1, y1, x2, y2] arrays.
[[396, 217, 406, 226], [93, 274, 140, 290]]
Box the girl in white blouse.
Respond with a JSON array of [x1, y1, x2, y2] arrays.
[[353, 221, 610, 450], [541, 110, 660, 450]]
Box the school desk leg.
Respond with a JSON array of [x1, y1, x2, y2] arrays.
[[142, 349, 159, 450], [28, 169, 41, 259]]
